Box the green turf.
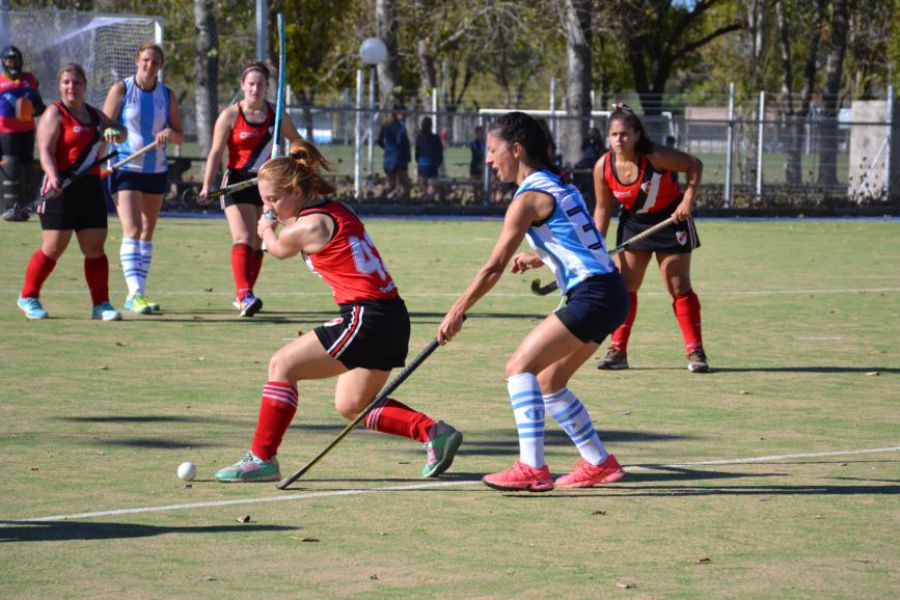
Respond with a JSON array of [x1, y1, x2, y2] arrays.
[[1, 217, 898, 598]]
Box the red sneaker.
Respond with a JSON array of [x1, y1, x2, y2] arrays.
[[555, 455, 626, 488], [482, 459, 554, 492]]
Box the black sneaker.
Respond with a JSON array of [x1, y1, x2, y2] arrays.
[[597, 347, 629, 370], [2, 206, 29, 222], [687, 348, 710, 373]]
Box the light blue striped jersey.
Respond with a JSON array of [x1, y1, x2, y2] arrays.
[[516, 170, 616, 293], [114, 77, 170, 173]]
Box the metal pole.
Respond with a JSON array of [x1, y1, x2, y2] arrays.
[[255, 0, 268, 62], [367, 65, 375, 179], [756, 90, 765, 199], [886, 85, 894, 200], [481, 113, 489, 205], [354, 69, 363, 201], [724, 82, 735, 207], [0, 0, 11, 47], [550, 78, 557, 144]]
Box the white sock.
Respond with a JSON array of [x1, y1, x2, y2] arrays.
[[120, 238, 142, 296], [507, 372, 545, 468], [139, 240, 153, 292], [543, 387, 608, 465]]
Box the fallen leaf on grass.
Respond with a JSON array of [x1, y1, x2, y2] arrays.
[[202, 576, 216, 581], [203, 287, 213, 292], [115, 342, 125, 347], [866, 371, 880, 376], [29, 466, 39, 472], [698, 556, 712, 563], [616, 582, 633, 589], [370, 574, 379, 580], [300, 537, 319, 542], [236, 515, 251, 523], [592, 510, 607, 515]]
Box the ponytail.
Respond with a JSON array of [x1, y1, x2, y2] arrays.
[[258, 139, 336, 200]]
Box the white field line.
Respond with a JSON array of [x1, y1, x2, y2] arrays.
[[2, 287, 900, 300], [3, 446, 897, 524]]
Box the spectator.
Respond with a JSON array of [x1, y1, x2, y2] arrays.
[[576, 127, 605, 169], [1, 45, 46, 222], [376, 111, 411, 201], [415, 116, 443, 201]]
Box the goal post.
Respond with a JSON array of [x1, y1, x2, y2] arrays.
[[2, 8, 162, 107]]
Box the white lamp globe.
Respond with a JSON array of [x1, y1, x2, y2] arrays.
[[359, 37, 388, 65]]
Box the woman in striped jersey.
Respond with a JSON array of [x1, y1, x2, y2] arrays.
[[199, 62, 301, 317], [592, 104, 709, 373], [16, 64, 126, 321], [215, 139, 462, 483], [439, 111, 629, 492], [102, 43, 184, 315]]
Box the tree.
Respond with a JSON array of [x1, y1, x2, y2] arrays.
[[560, 0, 591, 166], [376, 0, 403, 109], [817, 0, 849, 187], [192, 0, 217, 157]]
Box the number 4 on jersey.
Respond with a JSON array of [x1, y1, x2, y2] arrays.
[[349, 234, 388, 280]]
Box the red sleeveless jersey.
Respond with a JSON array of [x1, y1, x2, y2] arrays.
[[226, 102, 275, 172], [54, 101, 102, 176], [603, 151, 682, 214], [298, 200, 399, 305]]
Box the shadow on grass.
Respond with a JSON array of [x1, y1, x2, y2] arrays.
[[452, 429, 693, 457], [514, 483, 900, 499], [102, 438, 220, 449], [708, 366, 900, 374], [0, 521, 297, 543]]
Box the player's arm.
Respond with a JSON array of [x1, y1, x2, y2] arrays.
[[98, 111, 127, 144], [200, 107, 236, 196], [648, 146, 702, 223], [157, 88, 185, 146], [36, 105, 62, 191], [258, 212, 333, 260], [101, 80, 125, 122], [592, 153, 614, 237], [280, 110, 302, 143], [438, 191, 548, 344]]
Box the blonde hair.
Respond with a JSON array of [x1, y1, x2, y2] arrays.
[[135, 43, 165, 65], [258, 139, 336, 201], [57, 63, 87, 85]]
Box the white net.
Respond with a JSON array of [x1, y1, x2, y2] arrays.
[[5, 9, 161, 108]]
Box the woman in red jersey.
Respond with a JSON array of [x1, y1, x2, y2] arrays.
[[215, 139, 462, 483], [592, 104, 709, 372], [200, 62, 301, 317], [16, 64, 127, 321]]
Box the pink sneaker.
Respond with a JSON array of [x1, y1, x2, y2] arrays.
[[482, 459, 554, 492], [555, 455, 626, 488]]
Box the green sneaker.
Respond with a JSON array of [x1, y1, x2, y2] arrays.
[[215, 452, 281, 483], [422, 421, 463, 478], [124, 294, 152, 315], [142, 294, 161, 312]]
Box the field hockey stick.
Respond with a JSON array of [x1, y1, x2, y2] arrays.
[[276, 336, 446, 489], [270, 13, 286, 160], [530, 215, 678, 296], [99, 140, 159, 178], [33, 150, 117, 206], [180, 177, 259, 205]]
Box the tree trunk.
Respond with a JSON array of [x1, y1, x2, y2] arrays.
[[818, 0, 850, 187], [561, 0, 592, 168], [376, 0, 402, 109], [193, 0, 218, 157]]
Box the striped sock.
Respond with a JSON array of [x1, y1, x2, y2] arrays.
[[251, 381, 299, 461], [507, 372, 545, 468], [364, 398, 435, 442], [120, 238, 142, 296], [138, 240, 153, 291], [543, 388, 608, 465]]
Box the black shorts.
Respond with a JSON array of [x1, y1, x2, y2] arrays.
[[314, 297, 410, 371], [555, 273, 630, 344], [38, 175, 108, 231], [0, 131, 35, 162], [110, 170, 168, 195], [617, 201, 700, 254], [221, 169, 262, 208]]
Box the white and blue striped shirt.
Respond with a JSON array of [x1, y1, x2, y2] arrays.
[[114, 76, 170, 173], [516, 170, 616, 294]]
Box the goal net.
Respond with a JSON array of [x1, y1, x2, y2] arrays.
[[2, 9, 162, 108]]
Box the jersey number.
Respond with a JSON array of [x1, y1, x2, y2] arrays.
[[349, 234, 387, 280]]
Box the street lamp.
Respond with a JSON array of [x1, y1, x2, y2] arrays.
[[355, 37, 387, 200]]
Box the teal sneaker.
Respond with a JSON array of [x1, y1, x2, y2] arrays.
[[215, 452, 281, 483], [92, 301, 122, 321], [124, 294, 152, 314], [422, 421, 463, 478], [17, 295, 48, 320]]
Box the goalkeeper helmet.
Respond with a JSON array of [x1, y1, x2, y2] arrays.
[[2, 46, 23, 79]]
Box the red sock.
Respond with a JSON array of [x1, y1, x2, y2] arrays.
[[21, 249, 57, 298], [249, 249, 264, 288], [84, 255, 110, 306], [231, 244, 253, 300], [609, 292, 638, 351], [364, 398, 435, 443], [250, 382, 298, 461], [673, 290, 703, 353]]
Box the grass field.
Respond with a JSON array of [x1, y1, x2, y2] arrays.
[[1, 216, 898, 599]]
